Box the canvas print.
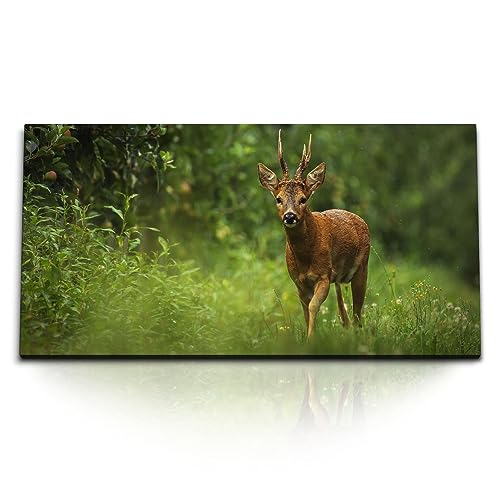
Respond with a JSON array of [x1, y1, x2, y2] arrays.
[[20, 125, 480, 356]]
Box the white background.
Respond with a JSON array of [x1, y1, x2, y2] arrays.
[[1, 1, 499, 499]]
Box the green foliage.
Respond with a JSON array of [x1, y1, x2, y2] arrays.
[[23, 124, 479, 282], [20, 125, 481, 356], [162, 125, 479, 283], [23, 125, 176, 227], [21, 180, 209, 355], [24, 125, 78, 181]]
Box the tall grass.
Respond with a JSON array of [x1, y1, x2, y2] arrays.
[[20, 182, 480, 356]]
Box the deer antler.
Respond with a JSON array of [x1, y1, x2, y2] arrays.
[[278, 129, 289, 180], [295, 133, 312, 180]]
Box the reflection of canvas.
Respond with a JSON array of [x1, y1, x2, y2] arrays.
[[20, 125, 480, 357], [44, 362, 428, 434]]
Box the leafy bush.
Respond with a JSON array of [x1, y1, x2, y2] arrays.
[[20, 180, 211, 355]]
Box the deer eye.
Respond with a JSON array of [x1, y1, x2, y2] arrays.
[[276, 197, 282, 204], [299, 197, 307, 204]]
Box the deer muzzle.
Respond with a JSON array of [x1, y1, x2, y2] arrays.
[[283, 212, 298, 227]]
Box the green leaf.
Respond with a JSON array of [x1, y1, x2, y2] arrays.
[[46, 127, 58, 145], [158, 236, 169, 254], [104, 205, 124, 220], [160, 150, 173, 162], [60, 126, 74, 134], [37, 146, 55, 158], [128, 238, 141, 251], [24, 129, 39, 145], [25, 140, 38, 154], [34, 183, 51, 193], [56, 135, 79, 145]]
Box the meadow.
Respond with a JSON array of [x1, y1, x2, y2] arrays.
[[20, 125, 480, 356]]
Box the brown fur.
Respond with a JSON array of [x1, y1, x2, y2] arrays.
[[258, 132, 370, 338]]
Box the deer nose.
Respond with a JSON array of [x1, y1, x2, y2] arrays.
[[283, 212, 298, 226]]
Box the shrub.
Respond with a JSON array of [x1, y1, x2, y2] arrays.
[[20, 180, 211, 355]]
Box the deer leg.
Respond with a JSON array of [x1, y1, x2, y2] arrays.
[[298, 289, 311, 328], [307, 279, 330, 339], [301, 302, 310, 327], [351, 259, 368, 326], [335, 283, 350, 327]]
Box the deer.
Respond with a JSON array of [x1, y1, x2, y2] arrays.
[[258, 129, 370, 339]]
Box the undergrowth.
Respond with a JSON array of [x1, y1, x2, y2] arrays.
[[20, 181, 481, 356]]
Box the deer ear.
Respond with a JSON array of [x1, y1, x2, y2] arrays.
[[258, 163, 279, 193], [305, 162, 326, 193]]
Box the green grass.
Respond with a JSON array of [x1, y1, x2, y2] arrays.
[[20, 184, 480, 356]]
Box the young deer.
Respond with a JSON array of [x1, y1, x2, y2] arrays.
[[258, 130, 370, 338]]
